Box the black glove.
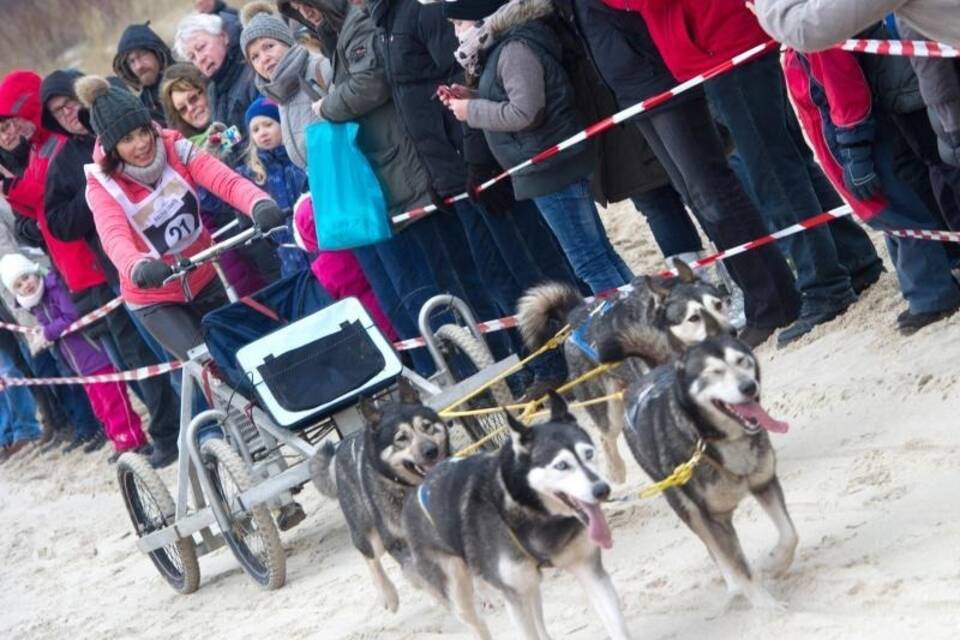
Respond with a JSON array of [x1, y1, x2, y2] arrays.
[[428, 188, 453, 214], [466, 163, 515, 215], [839, 143, 882, 201], [251, 199, 288, 233], [132, 259, 173, 289]]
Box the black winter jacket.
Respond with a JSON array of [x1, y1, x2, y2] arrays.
[[208, 39, 260, 137], [368, 0, 473, 196]]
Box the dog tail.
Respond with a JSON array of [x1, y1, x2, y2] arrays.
[[596, 324, 674, 366], [516, 282, 582, 350], [309, 441, 339, 499]]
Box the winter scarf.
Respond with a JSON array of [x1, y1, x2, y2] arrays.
[[257, 45, 311, 104], [454, 0, 554, 83], [120, 139, 168, 187]]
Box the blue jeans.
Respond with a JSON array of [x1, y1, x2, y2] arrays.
[[863, 126, 960, 314], [706, 52, 857, 312], [0, 347, 42, 446], [509, 198, 579, 286], [630, 183, 703, 258], [533, 179, 632, 293]]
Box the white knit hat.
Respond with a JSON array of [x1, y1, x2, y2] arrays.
[[0, 253, 40, 293]]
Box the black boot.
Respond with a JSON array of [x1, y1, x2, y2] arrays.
[[148, 441, 179, 469], [62, 434, 90, 454], [83, 431, 108, 454]]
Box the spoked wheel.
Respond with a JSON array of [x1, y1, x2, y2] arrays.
[[435, 324, 512, 450], [200, 438, 286, 590], [117, 452, 200, 594]]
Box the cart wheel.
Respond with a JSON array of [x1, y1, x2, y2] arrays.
[[200, 438, 286, 590], [117, 452, 200, 594], [435, 324, 512, 448]]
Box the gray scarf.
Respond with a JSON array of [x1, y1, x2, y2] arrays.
[[257, 45, 311, 105], [121, 139, 168, 187], [454, 0, 555, 83]]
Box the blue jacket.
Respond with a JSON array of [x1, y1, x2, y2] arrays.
[[237, 145, 312, 275]]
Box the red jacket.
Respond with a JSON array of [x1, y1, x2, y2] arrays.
[[601, 0, 771, 82], [86, 128, 269, 307], [0, 70, 107, 293], [782, 49, 886, 221]]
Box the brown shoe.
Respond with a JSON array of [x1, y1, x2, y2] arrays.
[[4, 439, 31, 458]]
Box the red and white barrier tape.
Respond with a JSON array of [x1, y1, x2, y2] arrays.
[[840, 38, 959, 58], [885, 228, 960, 243], [393, 205, 854, 351], [390, 40, 780, 226], [0, 296, 123, 338], [0, 361, 181, 387]]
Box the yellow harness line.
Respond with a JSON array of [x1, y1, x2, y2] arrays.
[[438, 324, 573, 415], [636, 439, 707, 499]]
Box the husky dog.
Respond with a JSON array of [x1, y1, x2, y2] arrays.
[[309, 379, 450, 613], [517, 260, 733, 484], [402, 392, 630, 640], [622, 335, 797, 609]]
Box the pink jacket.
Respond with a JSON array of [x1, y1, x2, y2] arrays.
[[85, 128, 269, 306], [293, 195, 398, 341]]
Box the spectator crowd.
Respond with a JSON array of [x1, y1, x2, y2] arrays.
[[2, 0, 959, 468]]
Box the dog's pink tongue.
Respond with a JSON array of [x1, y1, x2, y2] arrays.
[[734, 402, 790, 433], [582, 502, 613, 550]]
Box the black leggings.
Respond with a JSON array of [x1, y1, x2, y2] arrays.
[[132, 281, 229, 362]]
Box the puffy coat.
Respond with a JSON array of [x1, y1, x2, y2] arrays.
[[0, 70, 107, 294], [603, 0, 771, 82], [472, 22, 593, 200], [30, 272, 112, 375], [317, 3, 431, 218], [367, 0, 470, 197], [754, 0, 960, 52], [85, 128, 270, 306]]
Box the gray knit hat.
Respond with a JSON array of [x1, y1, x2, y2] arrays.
[[74, 75, 152, 153], [240, 1, 296, 59]]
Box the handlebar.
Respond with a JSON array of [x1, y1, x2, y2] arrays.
[[161, 222, 290, 285]]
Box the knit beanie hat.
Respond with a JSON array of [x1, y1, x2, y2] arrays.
[[442, 0, 509, 21], [74, 75, 152, 153], [244, 96, 280, 128], [0, 253, 40, 294], [240, 1, 296, 59]]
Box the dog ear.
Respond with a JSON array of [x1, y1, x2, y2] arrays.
[[397, 377, 420, 404], [546, 390, 574, 422], [359, 396, 383, 429], [645, 275, 671, 304], [505, 410, 533, 452], [672, 258, 697, 284]]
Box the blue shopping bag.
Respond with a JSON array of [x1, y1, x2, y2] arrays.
[[305, 120, 392, 250]]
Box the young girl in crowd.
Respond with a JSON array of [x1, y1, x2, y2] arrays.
[[292, 194, 397, 341], [236, 97, 313, 277], [0, 254, 147, 460], [440, 2, 633, 294]]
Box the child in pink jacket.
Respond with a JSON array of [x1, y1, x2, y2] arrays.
[[293, 195, 398, 341]]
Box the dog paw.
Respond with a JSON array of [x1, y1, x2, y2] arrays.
[[380, 584, 400, 613], [759, 546, 796, 578], [747, 588, 787, 612]]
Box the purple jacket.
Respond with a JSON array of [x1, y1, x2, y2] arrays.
[[31, 273, 112, 376]]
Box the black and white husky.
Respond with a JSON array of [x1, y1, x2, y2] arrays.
[[622, 335, 798, 609], [309, 379, 450, 613], [517, 260, 733, 484], [401, 392, 630, 640]]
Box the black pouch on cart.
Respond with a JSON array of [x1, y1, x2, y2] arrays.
[[256, 320, 386, 412]]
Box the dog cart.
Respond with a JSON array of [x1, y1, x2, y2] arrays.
[[115, 225, 520, 593]]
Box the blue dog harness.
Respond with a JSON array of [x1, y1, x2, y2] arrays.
[[568, 299, 615, 363]]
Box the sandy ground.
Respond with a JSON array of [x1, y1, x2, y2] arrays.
[[2, 201, 959, 639]]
